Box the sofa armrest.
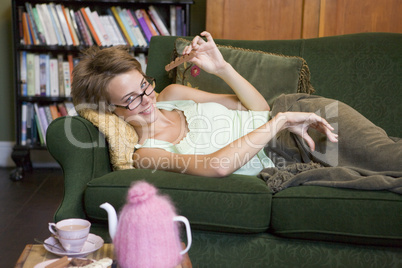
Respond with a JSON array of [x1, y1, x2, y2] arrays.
[[46, 116, 112, 221]]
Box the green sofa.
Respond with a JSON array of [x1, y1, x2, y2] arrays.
[[47, 33, 402, 267]]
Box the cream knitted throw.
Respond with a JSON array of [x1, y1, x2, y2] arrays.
[[78, 109, 138, 170]]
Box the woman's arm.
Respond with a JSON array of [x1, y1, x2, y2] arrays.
[[133, 112, 338, 177], [180, 31, 270, 111]]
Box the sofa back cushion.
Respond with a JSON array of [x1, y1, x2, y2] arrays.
[[147, 33, 401, 138], [173, 38, 314, 106]]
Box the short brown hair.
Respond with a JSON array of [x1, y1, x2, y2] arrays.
[[71, 45, 144, 111]]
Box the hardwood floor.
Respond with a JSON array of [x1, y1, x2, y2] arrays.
[[0, 167, 64, 268]]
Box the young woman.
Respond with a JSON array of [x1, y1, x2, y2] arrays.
[[72, 31, 338, 177]]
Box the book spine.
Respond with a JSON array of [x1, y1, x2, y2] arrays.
[[47, 3, 65, 45], [148, 5, 170, 36], [119, 8, 139, 47], [32, 7, 47, 44], [39, 54, 47, 96], [36, 4, 58, 45], [21, 103, 28, 145], [170, 6, 176, 36], [34, 55, 40, 96], [134, 9, 153, 43], [141, 9, 159, 36], [57, 54, 65, 97], [126, 9, 147, 47], [25, 2, 42, 44], [62, 61, 71, 97], [80, 7, 102, 46], [20, 51, 27, 96], [55, 4, 73, 46], [26, 53, 35, 96], [110, 7, 133, 47], [49, 58, 59, 97], [63, 7, 79, 46]]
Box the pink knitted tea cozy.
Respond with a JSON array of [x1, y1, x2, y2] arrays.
[[114, 181, 183, 268]]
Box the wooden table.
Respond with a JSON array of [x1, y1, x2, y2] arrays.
[[15, 243, 115, 268]]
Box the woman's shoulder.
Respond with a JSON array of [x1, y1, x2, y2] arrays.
[[157, 84, 189, 102]]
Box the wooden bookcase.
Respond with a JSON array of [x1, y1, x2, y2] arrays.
[[10, 0, 193, 180]]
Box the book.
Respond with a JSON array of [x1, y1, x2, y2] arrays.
[[49, 104, 61, 120], [67, 54, 74, 88], [134, 9, 153, 43], [126, 9, 147, 47], [55, 4, 73, 46], [69, 8, 83, 45], [39, 54, 48, 96], [25, 3, 43, 44], [148, 5, 170, 36], [31, 7, 47, 44], [34, 113, 44, 145], [64, 102, 78, 116], [170, 6, 176, 36], [80, 7, 102, 46], [20, 51, 27, 96], [57, 54, 65, 97], [21, 103, 28, 145], [118, 8, 138, 47], [110, 6, 133, 47], [62, 61, 71, 97], [100, 15, 120, 46], [47, 3, 66, 45], [36, 4, 58, 45], [49, 58, 59, 97], [34, 54, 40, 95], [57, 103, 68, 117], [22, 12, 31, 45], [92, 10, 112, 46], [26, 10, 36, 44], [44, 106, 54, 127], [63, 7, 80, 46], [140, 9, 159, 36], [26, 52, 35, 96], [176, 6, 183, 36], [34, 103, 46, 145], [75, 11, 93, 46], [26, 103, 35, 145]]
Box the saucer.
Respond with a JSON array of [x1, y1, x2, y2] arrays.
[[44, 233, 104, 258]]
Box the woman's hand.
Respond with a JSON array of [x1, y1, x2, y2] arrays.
[[182, 31, 229, 75], [276, 112, 339, 151]]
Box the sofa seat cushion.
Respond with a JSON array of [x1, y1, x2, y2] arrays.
[[270, 186, 402, 247], [84, 169, 272, 233]]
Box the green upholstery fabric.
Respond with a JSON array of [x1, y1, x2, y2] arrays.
[[302, 33, 402, 138], [84, 169, 272, 233], [173, 38, 313, 106], [46, 116, 112, 221], [188, 231, 402, 268], [47, 33, 402, 267], [148, 33, 402, 138], [271, 186, 402, 247]]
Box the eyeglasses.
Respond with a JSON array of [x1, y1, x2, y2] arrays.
[[111, 76, 155, 111]]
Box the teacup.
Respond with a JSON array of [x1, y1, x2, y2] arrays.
[[48, 218, 91, 252]]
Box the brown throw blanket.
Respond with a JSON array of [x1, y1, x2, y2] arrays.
[[259, 94, 402, 194]]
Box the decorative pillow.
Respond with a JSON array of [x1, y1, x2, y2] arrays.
[[174, 38, 314, 106], [78, 108, 138, 170]]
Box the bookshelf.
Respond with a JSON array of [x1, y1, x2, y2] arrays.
[[10, 0, 193, 180]]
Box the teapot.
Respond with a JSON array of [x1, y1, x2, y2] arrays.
[[100, 181, 192, 268]]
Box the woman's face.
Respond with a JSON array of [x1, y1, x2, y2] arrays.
[[108, 69, 157, 127]]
